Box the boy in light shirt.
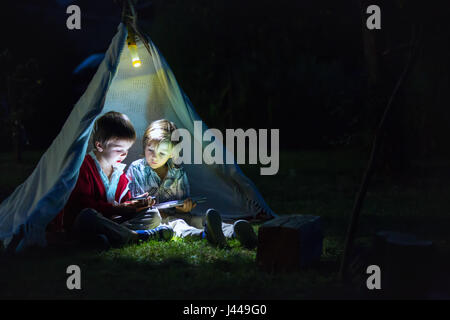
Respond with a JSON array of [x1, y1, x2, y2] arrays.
[[127, 119, 258, 249]]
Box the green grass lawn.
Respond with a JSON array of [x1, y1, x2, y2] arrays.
[[0, 149, 449, 299]]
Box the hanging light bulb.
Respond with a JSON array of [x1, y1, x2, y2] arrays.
[[127, 26, 142, 68]]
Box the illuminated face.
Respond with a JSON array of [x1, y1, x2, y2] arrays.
[[95, 138, 134, 166], [145, 140, 172, 170]]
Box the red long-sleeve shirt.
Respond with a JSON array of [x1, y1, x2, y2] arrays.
[[50, 154, 132, 232]]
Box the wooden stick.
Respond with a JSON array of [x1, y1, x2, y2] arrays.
[[122, 0, 152, 58], [338, 24, 421, 282]]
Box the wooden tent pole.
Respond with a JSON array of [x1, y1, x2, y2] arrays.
[[338, 24, 421, 282], [122, 0, 153, 58]]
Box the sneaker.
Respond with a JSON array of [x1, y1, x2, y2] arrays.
[[204, 209, 226, 247], [233, 220, 258, 249], [158, 225, 174, 241], [136, 225, 174, 242]]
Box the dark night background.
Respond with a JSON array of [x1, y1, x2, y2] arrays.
[[1, 0, 449, 166]]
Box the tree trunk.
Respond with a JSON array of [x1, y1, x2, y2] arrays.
[[339, 4, 420, 281]]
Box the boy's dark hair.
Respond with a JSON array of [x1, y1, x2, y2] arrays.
[[92, 111, 136, 148]]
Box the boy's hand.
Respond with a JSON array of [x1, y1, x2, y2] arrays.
[[176, 198, 197, 213], [124, 194, 156, 208], [134, 193, 156, 207], [138, 196, 155, 208], [117, 201, 151, 216]]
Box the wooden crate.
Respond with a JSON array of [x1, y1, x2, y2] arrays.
[[256, 215, 323, 271]]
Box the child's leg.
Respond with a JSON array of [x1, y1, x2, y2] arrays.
[[74, 208, 173, 245], [165, 218, 203, 240], [72, 208, 135, 247], [134, 225, 173, 241], [221, 222, 235, 239], [204, 209, 258, 249], [165, 210, 231, 247], [120, 208, 162, 230], [162, 212, 205, 229]]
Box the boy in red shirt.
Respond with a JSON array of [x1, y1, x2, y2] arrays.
[[53, 111, 172, 248]]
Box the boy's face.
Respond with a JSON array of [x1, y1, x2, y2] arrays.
[[95, 138, 134, 166], [145, 140, 172, 170]]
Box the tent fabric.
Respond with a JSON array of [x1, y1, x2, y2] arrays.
[[0, 23, 276, 249], [73, 53, 105, 75]]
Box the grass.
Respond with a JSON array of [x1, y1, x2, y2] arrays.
[[0, 238, 344, 299], [0, 149, 449, 299]]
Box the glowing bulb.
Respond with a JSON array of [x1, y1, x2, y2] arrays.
[[128, 44, 142, 68], [133, 60, 141, 68], [127, 27, 142, 68]]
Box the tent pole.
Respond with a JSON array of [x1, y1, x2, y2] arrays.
[[122, 0, 153, 58], [338, 24, 420, 282]]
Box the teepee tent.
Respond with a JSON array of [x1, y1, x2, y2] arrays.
[[0, 22, 276, 249]]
